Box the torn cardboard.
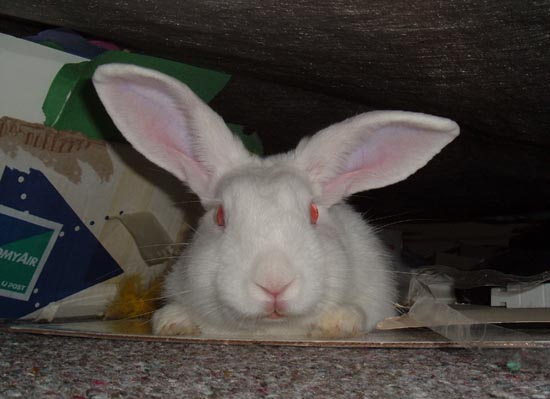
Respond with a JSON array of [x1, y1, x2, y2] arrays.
[[0, 117, 112, 183], [0, 117, 194, 320]]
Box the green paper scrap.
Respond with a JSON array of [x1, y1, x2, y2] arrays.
[[42, 51, 263, 155], [506, 360, 521, 373], [506, 352, 522, 373]]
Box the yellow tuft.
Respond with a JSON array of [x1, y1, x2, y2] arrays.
[[104, 274, 163, 320]]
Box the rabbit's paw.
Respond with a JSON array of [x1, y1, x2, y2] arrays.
[[152, 303, 200, 336], [309, 305, 365, 339]]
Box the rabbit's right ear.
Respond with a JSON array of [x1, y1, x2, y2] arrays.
[[93, 64, 251, 204], [293, 111, 459, 207]]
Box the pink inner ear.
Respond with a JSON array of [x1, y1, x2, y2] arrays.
[[121, 81, 195, 158], [321, 123, 456, 204], [343, 143, 388, 175], [97, 75, 211, 193], [94, 65, 257, 204], [336, 127, 411, 184], [321, 146, 387, 204], [133, 94, 209, 187]]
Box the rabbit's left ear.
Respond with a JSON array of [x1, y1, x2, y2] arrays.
[[293, 111, 459, 206], [93, 63, 252, 205]]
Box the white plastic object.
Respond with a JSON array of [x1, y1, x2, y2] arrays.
[[427, 278, 456, 304], [408, 273, 456, 305], [491, 283, 550, 308]]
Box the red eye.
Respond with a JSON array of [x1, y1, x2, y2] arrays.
[[216, 205, 225, 227], [310, 202, 319, 224]]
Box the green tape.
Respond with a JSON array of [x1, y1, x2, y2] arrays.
[[43, 62, 88, 127], [43, 51, 233, 143]]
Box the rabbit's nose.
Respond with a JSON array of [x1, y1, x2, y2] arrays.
[[256, 281, 293, 299], [256, 280, 294, 316], [252, 250, 296, 298]]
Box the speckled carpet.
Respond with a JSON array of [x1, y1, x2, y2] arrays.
[[1, 330, 549, 399]]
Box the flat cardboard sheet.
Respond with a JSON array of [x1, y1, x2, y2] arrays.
[[8, 320, 550, 348], [379, 305, 550, 330]]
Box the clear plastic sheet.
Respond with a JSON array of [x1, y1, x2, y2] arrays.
[[408, 266, 550, 303], [407, 266, 550, 373]]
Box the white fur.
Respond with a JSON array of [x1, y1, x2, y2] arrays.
[[92, 64, 459, 338]]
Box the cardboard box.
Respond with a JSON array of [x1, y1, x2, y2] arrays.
[[0, 33, 86, 124], [0, 117, 192, 320]]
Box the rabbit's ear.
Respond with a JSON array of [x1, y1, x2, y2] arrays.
[[93, 63, 251, 204], [294, 111, 459, 207]]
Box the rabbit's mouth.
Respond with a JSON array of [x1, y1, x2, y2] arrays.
[[266, 311, 286, 320]]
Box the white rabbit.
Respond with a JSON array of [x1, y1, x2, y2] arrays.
[[93, 64, 459, 339]]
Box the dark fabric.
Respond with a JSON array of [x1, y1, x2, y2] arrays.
[[1, 1, 549, 218]]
